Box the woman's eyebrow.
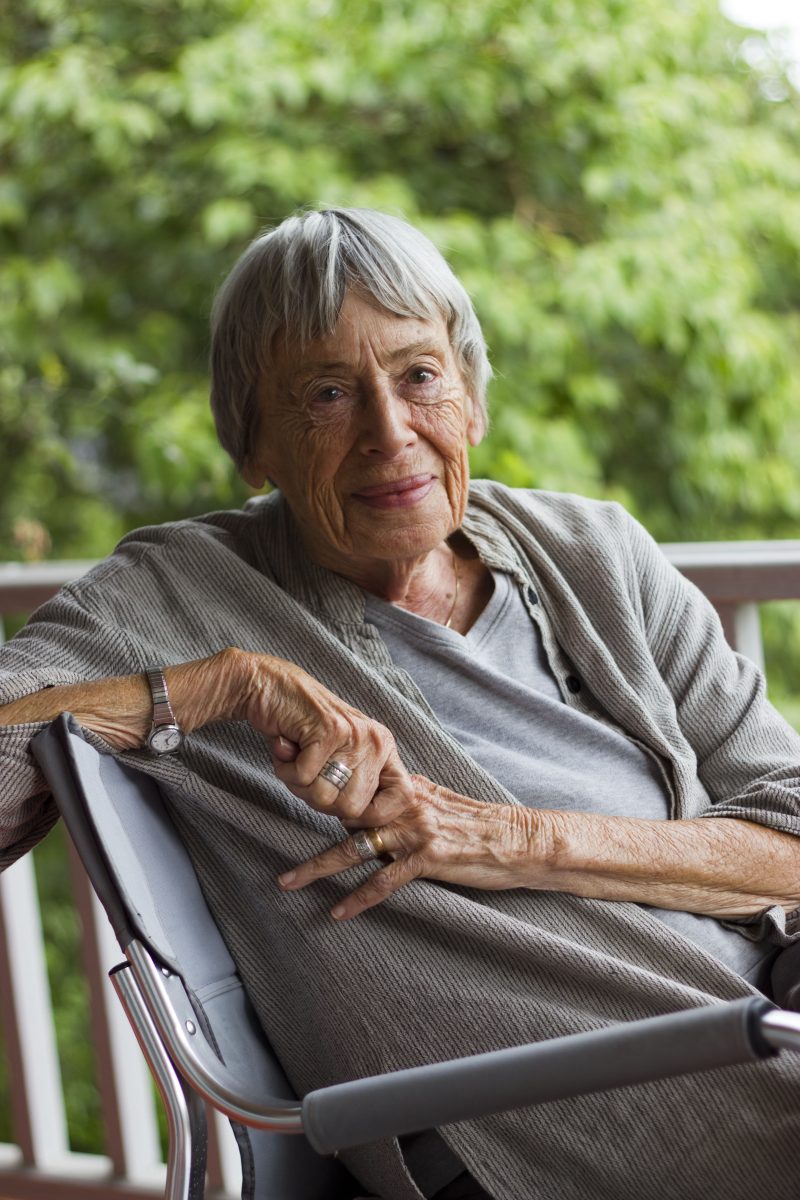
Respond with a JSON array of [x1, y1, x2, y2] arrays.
[[292, 341, 444, 381], [386, 340, 444, 363], [296, 360, 349, 375]]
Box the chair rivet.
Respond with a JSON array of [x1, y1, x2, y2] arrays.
[[185, 1020, 196, 1035], [161, 967, 171, 977]]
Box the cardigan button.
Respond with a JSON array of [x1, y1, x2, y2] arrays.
[[565, 675, 582, 694], [526, 586, 539, 605]]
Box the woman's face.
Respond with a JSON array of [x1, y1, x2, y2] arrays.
[[243, 291, 485, 574]]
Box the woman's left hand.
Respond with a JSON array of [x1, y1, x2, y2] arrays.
[[280, 773, 800, 923], [276, 775, 554, 920]]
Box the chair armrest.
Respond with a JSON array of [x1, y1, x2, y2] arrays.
[[302, 996, 777, 1154], [130, 936, 800, 1159]]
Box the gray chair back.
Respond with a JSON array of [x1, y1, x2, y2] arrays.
[[33, 714, 361, 1200]]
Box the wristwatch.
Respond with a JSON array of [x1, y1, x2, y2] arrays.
[[145, 667, 185, 755]]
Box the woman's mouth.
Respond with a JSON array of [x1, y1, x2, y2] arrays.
[[352, 474, 437, 509]]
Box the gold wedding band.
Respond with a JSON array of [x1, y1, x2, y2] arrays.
[[365, 827, 387, 857]]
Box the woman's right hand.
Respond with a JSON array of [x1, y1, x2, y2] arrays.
[[228, 648, 414, 827], [0, 645, 412, 826]]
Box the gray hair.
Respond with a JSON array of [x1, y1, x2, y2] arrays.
[[209, 208, 492, 469]]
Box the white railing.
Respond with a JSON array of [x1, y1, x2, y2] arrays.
[[1, 545, 800, 1199], [0, 858, 243, 1200]]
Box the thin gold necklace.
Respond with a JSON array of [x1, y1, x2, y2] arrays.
[[444, 546, 461, 629]]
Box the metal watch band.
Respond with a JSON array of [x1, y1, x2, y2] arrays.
[[146, 667, 177, 727], [145, 667, 184, 755]]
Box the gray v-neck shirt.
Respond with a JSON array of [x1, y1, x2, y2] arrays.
[[366, 569, 776, 989]]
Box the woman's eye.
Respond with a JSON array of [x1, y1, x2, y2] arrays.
[[409, 367, 435, 384], [315, 385, 344, 403]]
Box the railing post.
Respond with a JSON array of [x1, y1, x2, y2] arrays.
[[67, 844, 165, 1185], [733, 602, 766, 673], [714, 602, 738, 652], [0, 855, 70, 1168]]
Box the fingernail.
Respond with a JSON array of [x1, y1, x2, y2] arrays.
[[278, 870, 296, 887], [331, 905, 346, 920], [278, 736, 293, 749]]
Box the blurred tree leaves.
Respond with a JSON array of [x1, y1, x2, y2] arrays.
[[2, 0, 800, 561]]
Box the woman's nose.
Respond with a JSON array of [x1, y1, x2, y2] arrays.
[[357, 381, 417, 458]]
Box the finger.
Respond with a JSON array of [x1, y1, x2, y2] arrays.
[[272, 735, 300, 763], [278, 743, 401, 820], [278, 839, 364, 890], [275, 751, 361, 811], [367, 750, 416, 823], [273, 710, 409, 819], [271, 709, 356, 790], [277, 827, 397, 890], [330, 857, 422, 921], [350, 796, 404, 828], [277, 742, 344, 792], [333, 749, 414, 827]]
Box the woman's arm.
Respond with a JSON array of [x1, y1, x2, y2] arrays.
[[0, 647, 414, 851], [0, 652, 237, 749], [533, 805, 800, 917], [277, 777, 800, 922]]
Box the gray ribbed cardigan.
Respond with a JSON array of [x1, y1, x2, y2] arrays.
[[3, 481, 800, 1200]]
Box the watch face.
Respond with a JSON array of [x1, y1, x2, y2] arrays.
[[149, 725, 183, 754]]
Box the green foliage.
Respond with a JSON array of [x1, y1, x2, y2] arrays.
[[2, 0, 800, 558]]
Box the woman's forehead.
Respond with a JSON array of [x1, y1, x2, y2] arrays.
[[276, 292, 451, 375]]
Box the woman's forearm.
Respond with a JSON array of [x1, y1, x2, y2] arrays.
[[539, 809, 800, 919], [0, 647, 248, 749]]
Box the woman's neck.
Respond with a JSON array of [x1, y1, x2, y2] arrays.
[[348, 535, 494, 634], [351, 541, 458, 620]]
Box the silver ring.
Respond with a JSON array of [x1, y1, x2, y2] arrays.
[[318, 759, 353, 791], [353, 830, 379, 862]]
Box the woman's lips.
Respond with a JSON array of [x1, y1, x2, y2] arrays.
[[352, 474, 437, 509]]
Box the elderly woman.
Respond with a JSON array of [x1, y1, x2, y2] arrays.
[[2, 208, 800, 1200]]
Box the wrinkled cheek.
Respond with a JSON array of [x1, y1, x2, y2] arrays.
[[442, 446, 472, 511], [306, 479, 347, 539], [264, 420, 317, 490]]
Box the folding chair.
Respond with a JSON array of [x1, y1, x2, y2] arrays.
[[32, 713, 800, 1200]]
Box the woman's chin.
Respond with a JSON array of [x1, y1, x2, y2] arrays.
[[347, 521, 451, 566]]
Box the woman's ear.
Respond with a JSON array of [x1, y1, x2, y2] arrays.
[[240, 459, 267, 489], [466, 397, 486, 447]]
